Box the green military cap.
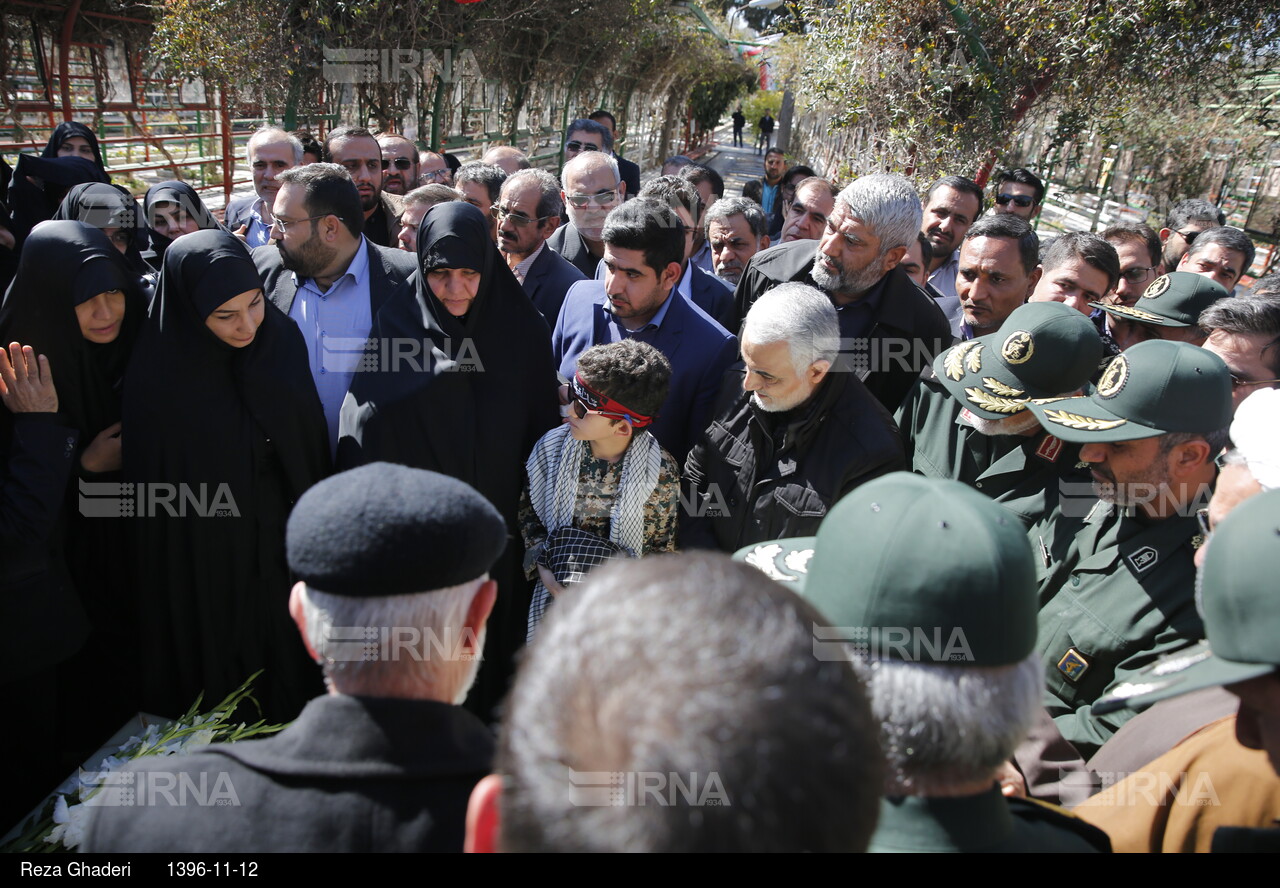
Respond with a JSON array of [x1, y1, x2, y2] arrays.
[[932, 302, 1103, 420], [1090, 271, 1228, 328], [1024, 339, 1231, 442], [733, 473, 1037, 666], [1095, 488, 1280, 714]]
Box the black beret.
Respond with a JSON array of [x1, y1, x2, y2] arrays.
[[287, 463, 508, 597]]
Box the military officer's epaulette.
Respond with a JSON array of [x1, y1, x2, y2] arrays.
[[1007, 796, 1113, 852]]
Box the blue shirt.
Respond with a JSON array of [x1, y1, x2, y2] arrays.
[[288, 239, 373, 454], [601, 285, 675, 341], [244, 198, 273, 249]]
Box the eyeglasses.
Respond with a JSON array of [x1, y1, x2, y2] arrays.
[[1229, 373, 1280, 390], [491, 204, 550, 227], [995, 193, 1035, 208], [571, 398, 626, 422], [565, 141, 601, 154], [421, 168, 450, 182], [381, 157, 414, 171], [566, 191, 619, 209], [1177, 229, 1205, 245], [1119, 266, 1157, 284], [270, 214, 339, 234], [1196, 507, 1212, 538]]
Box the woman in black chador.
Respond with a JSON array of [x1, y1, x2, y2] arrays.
[[124, 229, 329, 723], [0, 220, 145, 825], [338, 201, 560, 720], [142, 180, 222, 261], [54, 182, 153, 278]]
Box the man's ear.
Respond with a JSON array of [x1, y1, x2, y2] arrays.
[[759, 234, 771, 250], [462, 579, 498, 657], [881, 245, 908, 274], [660, 261, 682, 291], [1023, 265, 1043, 300], [288, 582, 319, 661], [1159, 228, 1173, 245], [809, 359, 832, 386], [1169, 437, 1213, 478], [465, 774, 503, 853], [617, 180, 627, 200]]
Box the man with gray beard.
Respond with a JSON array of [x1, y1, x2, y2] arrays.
[[894, 302, 1101, 528], [732, 173, 952, 411]]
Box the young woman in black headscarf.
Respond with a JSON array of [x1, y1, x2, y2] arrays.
[[337, 201, 560, 720], [143, 180, 222, 261], [124, 229, 330, 723], [54, 182, 154, 280], [0, 220, 145, 827], [41, 121, 107, 173]]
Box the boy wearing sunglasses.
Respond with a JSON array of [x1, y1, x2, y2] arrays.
[[520, 340, 679, 634]]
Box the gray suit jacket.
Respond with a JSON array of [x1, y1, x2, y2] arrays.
[[252, 238, 417, 319]]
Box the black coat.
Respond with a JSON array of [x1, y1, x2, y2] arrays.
[[680, 365, 906, 552], [733, 240, 953, 412], [82, 694, 495, 853]]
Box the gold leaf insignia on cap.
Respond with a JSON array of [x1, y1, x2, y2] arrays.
[[965, 342, 984, 373], [942, 341, 973, 381], [783, 549, 814, 573], [1031, 396, 1069, 405], [1043, 409, 1127, 431], [965, 387, 1026, 414], [744, 544, 796, 582], [1096, 354, 1130, 398], [983, 377, 1025, 397], [1143, 275, 1172, 299], [1105, 303, 1164, 322], [1001, 331, 1034, 365]]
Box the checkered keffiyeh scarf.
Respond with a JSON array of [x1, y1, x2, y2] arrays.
[[525, 423, 663, 637]]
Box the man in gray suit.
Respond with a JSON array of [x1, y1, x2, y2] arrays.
[[224, 126, 303, 248], [252, 164, 416, 454]]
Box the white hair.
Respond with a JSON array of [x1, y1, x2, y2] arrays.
[[836, 173, 923, 253], [742, 282, 840, 371], [852, 653, 1042, 796], [562, 150, 620, 188], [246, 125, 303, 165], [300, 577, 486, 704]]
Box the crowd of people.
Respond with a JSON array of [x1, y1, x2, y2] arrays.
[[1, 114, 1278, 852]]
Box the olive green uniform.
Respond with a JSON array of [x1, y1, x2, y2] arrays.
[[895, 377, 1088, 528], [1030, 499, 1204, 758], [868, 785, 1109, 852]]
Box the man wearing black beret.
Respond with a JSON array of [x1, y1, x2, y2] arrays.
[[84, 463, 506, 852]]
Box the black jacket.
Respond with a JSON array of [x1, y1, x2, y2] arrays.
[[680, 365, 906, 552], [82, 694, 495, 853], [733, 240, 953, 412], [252, 238, 417, 318]]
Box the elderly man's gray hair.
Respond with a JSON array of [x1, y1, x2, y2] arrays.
[[852, 653, 1042, 796], [742, 282, 840, 371], [246, 125, 303, 166], [705, 196, 768, 238], [836, 173, 923, 253]]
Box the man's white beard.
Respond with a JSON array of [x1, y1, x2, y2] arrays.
[[965, 409, 1043, 437]]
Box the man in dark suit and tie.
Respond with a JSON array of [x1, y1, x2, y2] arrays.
[[546, 151, 625, 279], [496, 169, 585, 325], [252, 164, 416, 454], [552, 198, 738, 464]]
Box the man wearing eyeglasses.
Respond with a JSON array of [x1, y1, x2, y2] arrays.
[[495, 169, 585, 324], [419, 150, 452, 187], [991, 169, 1045, 221], [376, 133, 418, 197], [253, 163, 416, 454], [587, 111, 642, 200], [1159, 198, 1225, 272], [546, 151, 626, 279], [1200, 293, 1280, 412], [324, 127, 404, 250], [1099, 223, 1164, 310]]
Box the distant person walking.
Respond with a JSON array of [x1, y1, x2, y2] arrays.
[[757, 112, 775, 154], [732, 108, 746, 148]]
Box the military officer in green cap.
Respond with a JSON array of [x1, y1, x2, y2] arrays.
[[735, 473, 1110, 852], [1023, 339, 1232, 758], [895, 301, 1103, 527], [1088, 489, 1280, 851], [1093, 270, 1228, 352]]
